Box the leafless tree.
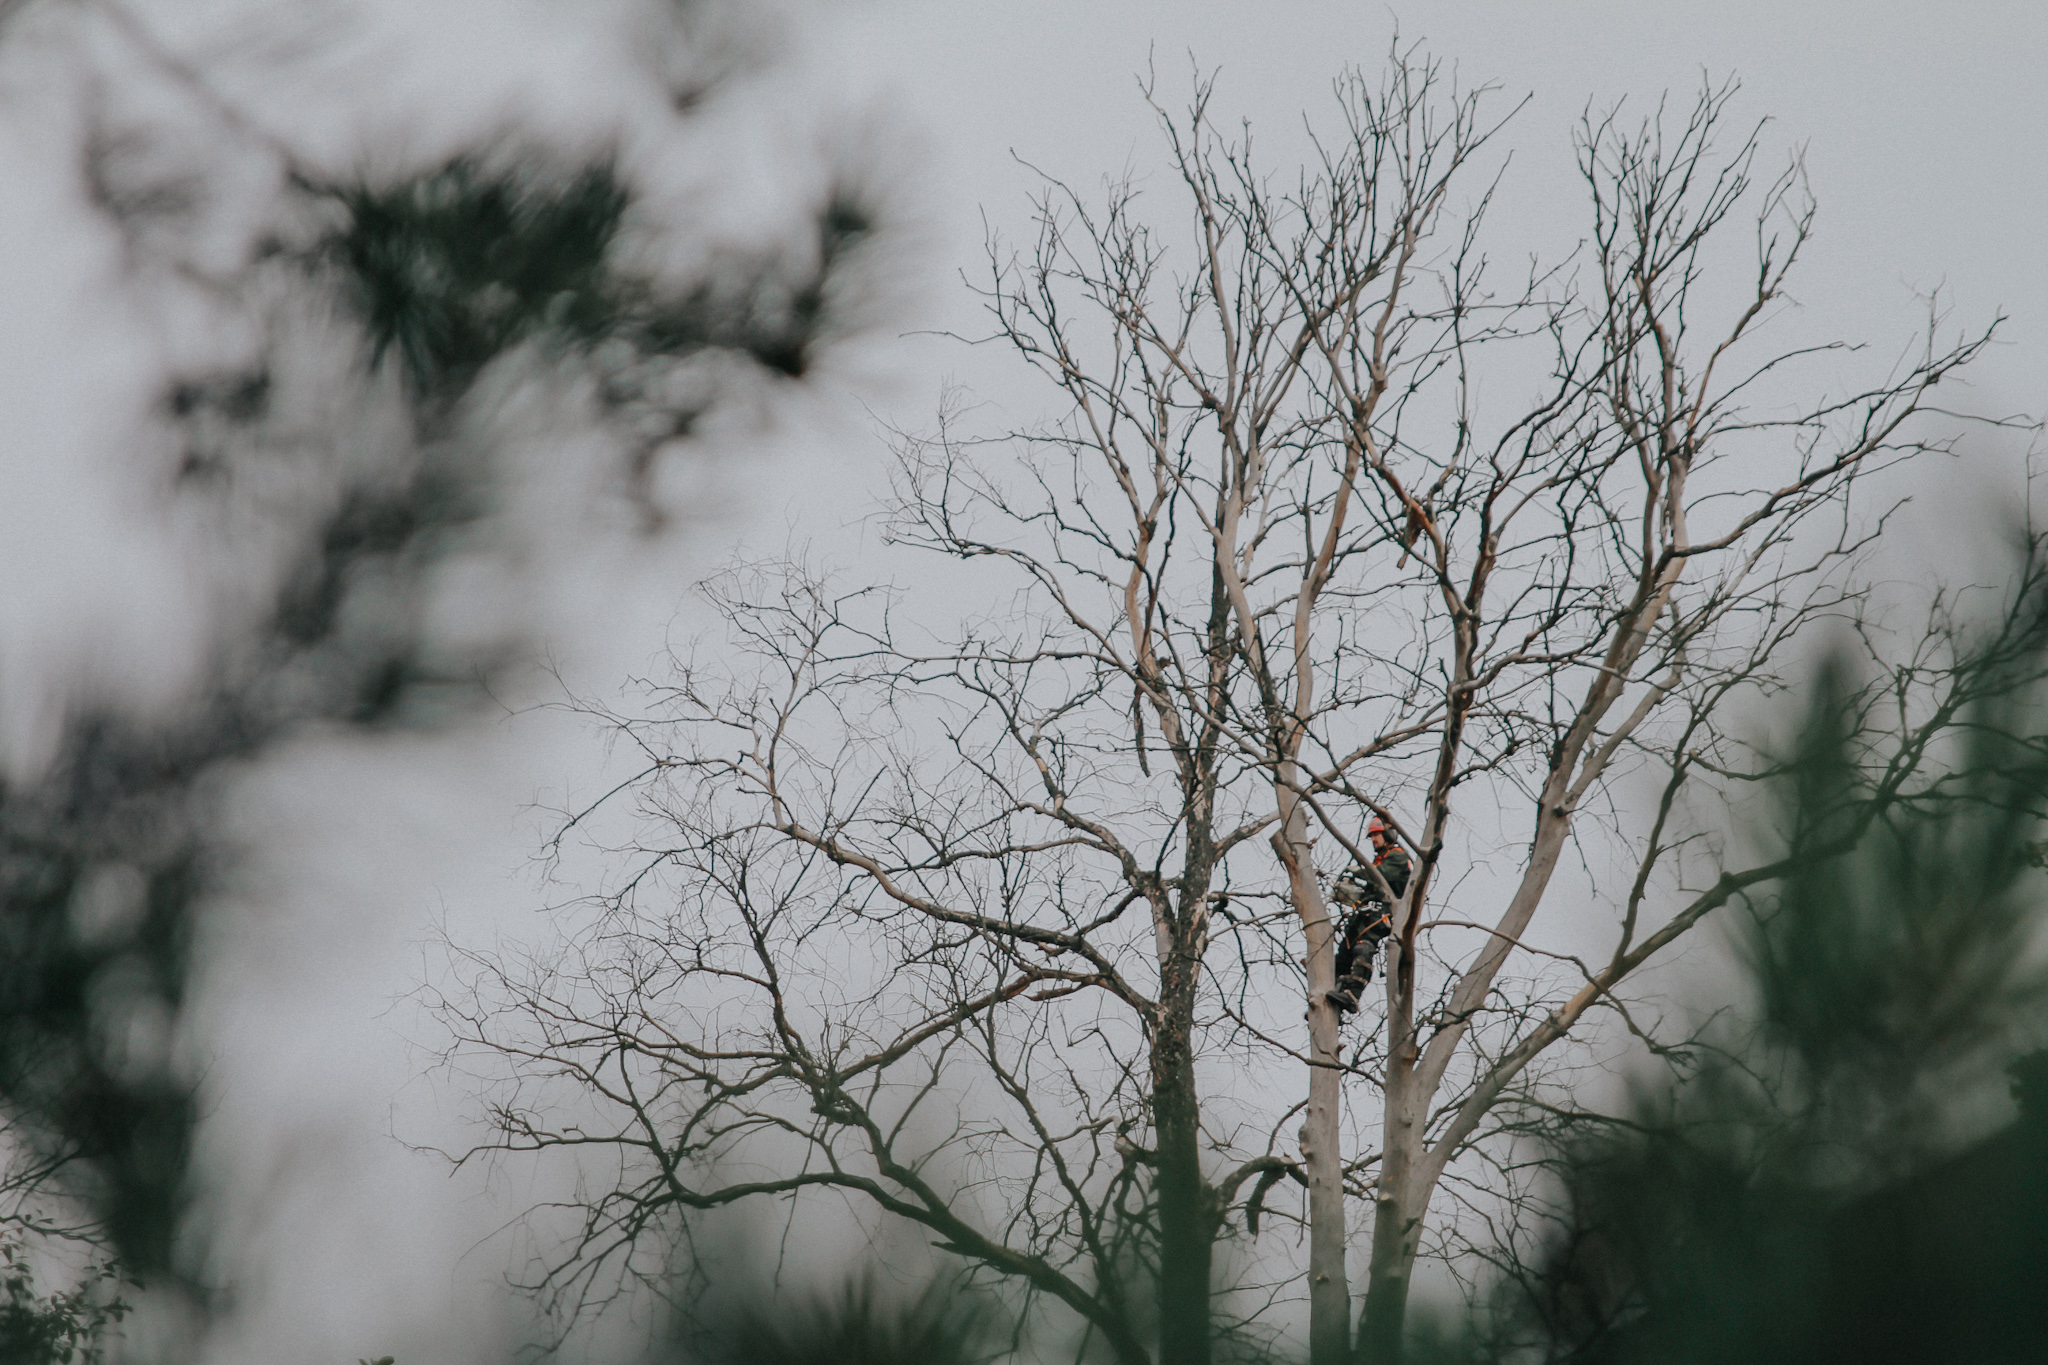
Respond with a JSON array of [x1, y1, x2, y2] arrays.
[[432, 52, 2020, 1365]]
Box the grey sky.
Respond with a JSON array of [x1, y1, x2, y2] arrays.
[[1, 0, 2042, 1360], [821, 0, 2044, 460]]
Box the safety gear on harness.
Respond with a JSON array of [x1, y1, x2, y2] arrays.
[[1328, 824, 1410, 1015]]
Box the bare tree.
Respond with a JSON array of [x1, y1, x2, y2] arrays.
[[435, 52, 2018, 1365]]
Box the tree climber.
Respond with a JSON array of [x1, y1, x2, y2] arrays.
[[1326, 818, 1410, 1015]]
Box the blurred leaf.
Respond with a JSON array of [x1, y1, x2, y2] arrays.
[[332, 159, 629, 399], [674, 1272, 988, 1365]]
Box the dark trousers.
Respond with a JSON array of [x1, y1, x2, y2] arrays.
[[1339, 905, 1391, 983]]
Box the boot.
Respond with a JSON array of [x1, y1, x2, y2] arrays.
[[1328, 974, 1367, 1014]]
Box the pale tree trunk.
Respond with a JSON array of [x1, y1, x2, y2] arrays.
[[1356, 847, 1425, 1365], [1274, 791, 1349, 1365], [1353, 783, 1571, 1360], [1358, 1038, 1425, 1363]]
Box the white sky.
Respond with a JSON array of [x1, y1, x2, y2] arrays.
[[3, 0, 2044, 1360]]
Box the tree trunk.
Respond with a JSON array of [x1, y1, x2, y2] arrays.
[[1356, 1023, 1425, 1364], [1304, 976, 1349, 1365], [1154, 946, 1213, 1365], [1357, 1184, 1423, 1365], [1275, 815, 1350, 1365]]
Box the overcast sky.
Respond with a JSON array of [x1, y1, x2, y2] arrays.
[[3, 1, 2043, 1360], [811, 0, 2045, 519]]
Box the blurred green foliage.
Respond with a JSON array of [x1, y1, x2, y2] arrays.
[[669, 1272, 990, 1365], [0, 1233, 128, 1365], [329, 158, 872, 402], [1, 133, 871, 1308], [333, 160, 631, 399], [1495, 626, 2048, 1365]]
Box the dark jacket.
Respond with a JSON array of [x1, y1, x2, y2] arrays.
[[1335, 845, 1410, 907], [1336, 845, 1410, 960], [1372, 845, 1411, 901]]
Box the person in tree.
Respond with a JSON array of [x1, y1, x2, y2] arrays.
[[1327, 818, 1409, 1015]]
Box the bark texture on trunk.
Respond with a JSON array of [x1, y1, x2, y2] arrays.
[[1357, 1063, 1424, 1365], [1358, 1180, 1424, 1365], [1153, 944, 1213, 1365], [1275, 812, 1349, 1365], [1303, 992, 1349, 1365], [1353, 897, 1427, 1365]]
